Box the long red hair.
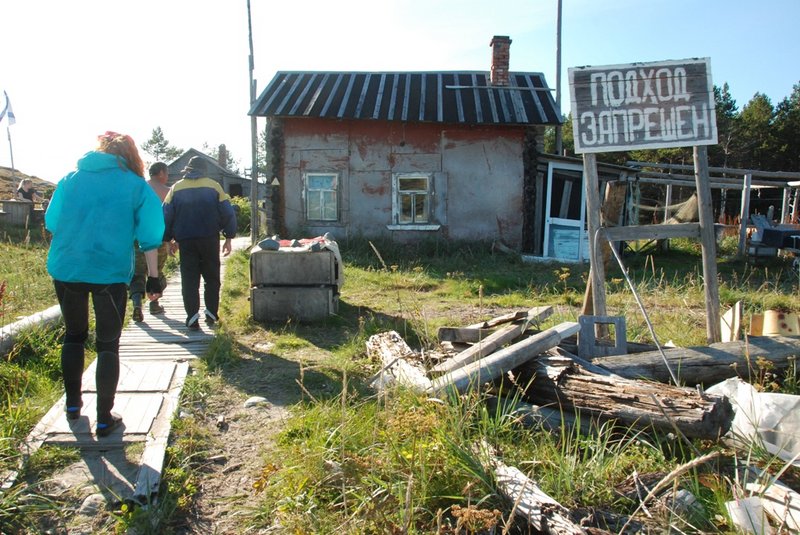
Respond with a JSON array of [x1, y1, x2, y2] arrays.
[[96, 131, 145, 177]]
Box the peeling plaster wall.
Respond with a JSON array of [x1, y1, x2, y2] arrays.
[[280, 118, 526, 246]]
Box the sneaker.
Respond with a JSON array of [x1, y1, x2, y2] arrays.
[[149, 301, 165, 315], [132, 306, 144, 322], [204, 309, 218, 326], [186, 313, 200, 331], [65, 405, 82, 421], [96, 413, 123, 437]]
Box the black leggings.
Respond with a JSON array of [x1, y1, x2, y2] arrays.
[[54, 280, 127, 422]]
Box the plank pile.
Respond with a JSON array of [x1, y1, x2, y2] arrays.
[[366, 307, 800, 533]]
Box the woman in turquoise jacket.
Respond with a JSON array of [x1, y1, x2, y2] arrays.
[[46, 131, 164, 437]]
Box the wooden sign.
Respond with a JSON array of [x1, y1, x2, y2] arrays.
[[569, 58, 717, 153]]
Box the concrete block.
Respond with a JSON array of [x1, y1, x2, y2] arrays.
[[251, 286, 338, 322], [250, 249, 338, 286]]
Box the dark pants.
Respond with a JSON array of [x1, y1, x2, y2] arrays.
[[54, 280, 127, 424], [178, 237, 221, 320]]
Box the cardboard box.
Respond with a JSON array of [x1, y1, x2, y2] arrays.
[[251, 286, 338, 322]]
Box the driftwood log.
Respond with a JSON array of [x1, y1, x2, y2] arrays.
[[591, 335, 800, 386], [429, 322, 580, 396], [476, 440, 588, 534], [366, 331, 431, 392], [516, 354, 733, 440]]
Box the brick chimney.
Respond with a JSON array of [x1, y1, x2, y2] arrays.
[[490, 35, 512, 86], [218, 144, 228, 168]]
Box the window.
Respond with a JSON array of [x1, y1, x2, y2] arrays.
[[395, 173, 430, 224], [305, 173, 338, 221]]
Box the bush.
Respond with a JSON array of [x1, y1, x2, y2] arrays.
[[229, 196, 251, 235]]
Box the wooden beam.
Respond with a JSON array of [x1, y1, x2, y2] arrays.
[[738, 173, 752, 256], [599, 223, 701, 242], [431, 307, 553, 375], [429, 322, 579, 395], [694, 146, 721, 343], [583, 153, 607, 320], [627, 161, 800, 181]]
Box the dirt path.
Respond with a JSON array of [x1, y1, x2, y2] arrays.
[[174, 334, 323, 534]]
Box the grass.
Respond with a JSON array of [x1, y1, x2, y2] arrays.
[[2, 231, 799, 533], [0, 226, 54, 323]]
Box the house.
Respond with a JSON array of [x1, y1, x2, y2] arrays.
[[167, 147, 254, 198], [248, 36, 566, 250]]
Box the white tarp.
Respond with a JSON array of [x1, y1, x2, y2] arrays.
[[707, 377, 800, 466]]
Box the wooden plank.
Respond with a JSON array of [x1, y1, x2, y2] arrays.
[[738, 173, 752, 256], [431, 307, 553, 375], [438, 306, 553, 344], [43, 393, 163, 437], [430, 322, 580, 395], [437, 327, 493, 344], [431, 324, 523, 376], [598, 223, 701, 242], [133, 362, 189, 502]]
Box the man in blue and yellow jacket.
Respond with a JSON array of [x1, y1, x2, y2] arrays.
[[163, 156, 237, 330]]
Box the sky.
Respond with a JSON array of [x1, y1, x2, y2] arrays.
[[1, 0, 798, 184]]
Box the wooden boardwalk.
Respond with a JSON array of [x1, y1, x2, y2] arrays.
[[13, 237, 250, 504]]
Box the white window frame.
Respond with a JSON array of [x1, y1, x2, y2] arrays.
[[303, 172, 339, 222], [388, 172, 440, 231]]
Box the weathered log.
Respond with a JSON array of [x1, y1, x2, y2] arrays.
[[366, 331, 431, 393], [475, 440, 587, 534], [0, 305, 62, 356], [429, 322, 579, 396], [590, 335, 800, 386], [515, 354, 733, 440]]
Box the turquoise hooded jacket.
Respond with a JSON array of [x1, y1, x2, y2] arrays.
[[46, 151, 165, 284]]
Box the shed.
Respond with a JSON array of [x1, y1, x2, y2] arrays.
[[167, 148, 254, 198], [248, 36, 562, 249]]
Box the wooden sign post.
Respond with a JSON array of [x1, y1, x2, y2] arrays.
[[569, 58, 721, 343]]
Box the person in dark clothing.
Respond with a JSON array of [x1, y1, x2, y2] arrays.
[[16, 178, 43, 203], [162, 156, 237, 330]]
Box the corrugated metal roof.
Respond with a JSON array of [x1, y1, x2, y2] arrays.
[[249, 71, 562, 126]]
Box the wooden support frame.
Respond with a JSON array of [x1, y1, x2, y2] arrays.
[[583, 147, 722, 344]]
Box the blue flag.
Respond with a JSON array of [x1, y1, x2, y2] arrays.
[[0, 91, 16, 126]]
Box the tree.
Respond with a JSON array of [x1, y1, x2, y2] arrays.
[[738, 93, 776, 170], [142, 127, 183, 162], [772, 81, 800, 171], [708, 83, 742, 169]]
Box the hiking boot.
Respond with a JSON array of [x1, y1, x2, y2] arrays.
[[186, 313, 200, 331], [149, 301, 165, 315], [96, 413, 123, 437], [65, 403, 82, 421], [132, 306, 144, 322]]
